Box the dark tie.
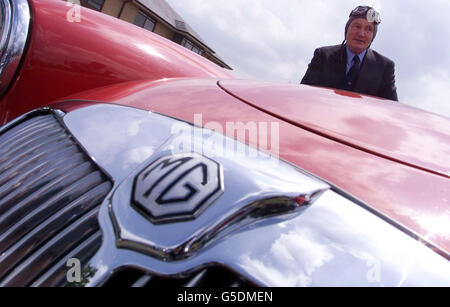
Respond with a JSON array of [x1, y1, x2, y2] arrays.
[[346, 55, 360, 89]]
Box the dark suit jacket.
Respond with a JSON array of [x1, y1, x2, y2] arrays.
[[301, 44, 398, 101]]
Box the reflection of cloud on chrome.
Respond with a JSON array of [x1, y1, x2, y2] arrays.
[[239, 228, 334, 286], [169, 113, 280, 163], [344, 249, 382, 284], [122, 146, 155, 171], [127, 118, 146, 137], [66, 0, 82, 23]]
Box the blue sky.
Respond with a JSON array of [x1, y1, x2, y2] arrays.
[[167, 0, 450, 118]]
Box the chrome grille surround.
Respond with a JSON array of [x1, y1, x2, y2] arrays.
[[0, 109, 112, 286]]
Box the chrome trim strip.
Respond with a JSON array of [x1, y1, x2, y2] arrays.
[[0, 0, 12, 52], [0, 0, 31, 98], [61, 104, 450, 286]]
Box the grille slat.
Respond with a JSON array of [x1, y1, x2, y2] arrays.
[[131, 275, 153, 288], [0, 122, 63, 156], [1, 169, 105, 237], [0, 152, 87, 213], [0, 207, 101, 286], [0, 114, 112, 287], [0, 142, 80, 189], [0, 135, 82, 195], [0, 115, 55, 141], [30, 231, 103, 287], [0, 181, 112, 259], [0, 117, 45, 144], [0, 161, 96, 234], [184, 269, 207, 287], [0, 125, 67, 166], [0, 133, 70, 183], [0, 117, 61, 154]]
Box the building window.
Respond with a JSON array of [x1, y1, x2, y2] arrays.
[[173, 34, 203, 55], [80, 0, 104, 11], [134, 11, 156, 32], [181, 38, 203, 55]]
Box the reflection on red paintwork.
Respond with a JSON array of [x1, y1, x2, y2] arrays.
[[219, 80, 450, 178], [0, 0, 232, 125]]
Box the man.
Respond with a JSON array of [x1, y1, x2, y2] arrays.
[[301, 6, 398, 101]]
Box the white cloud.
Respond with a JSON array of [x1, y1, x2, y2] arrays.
[[404, 69, 450, 117], [167, 0, 450, 118]]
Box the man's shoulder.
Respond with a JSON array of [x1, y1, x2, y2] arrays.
[[367, 49, 395, 66], [316, 44, 343, 55]]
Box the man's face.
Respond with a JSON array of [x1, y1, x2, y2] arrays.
[[346, 18, 375, 54]]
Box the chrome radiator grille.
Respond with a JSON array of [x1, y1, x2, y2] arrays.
[[0, 113, 112, 286]]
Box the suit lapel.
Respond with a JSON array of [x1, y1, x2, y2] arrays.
[[328, 45, 347, 86], [354, 49, 380, 94]]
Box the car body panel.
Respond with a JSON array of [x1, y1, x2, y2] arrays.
[[51, 78, 450, 255], [0, 0, 232, 125], [219, 79, 450, 179]]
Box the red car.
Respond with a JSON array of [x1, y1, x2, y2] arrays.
[[0, 0, 449, 287]]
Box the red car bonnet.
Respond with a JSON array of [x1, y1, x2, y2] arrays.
[[218, 79, 450, 179]]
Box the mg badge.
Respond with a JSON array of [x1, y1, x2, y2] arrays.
[[132, 153, 224, 224]]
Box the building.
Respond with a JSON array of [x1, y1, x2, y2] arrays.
[[77, 0, 232, 70]]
